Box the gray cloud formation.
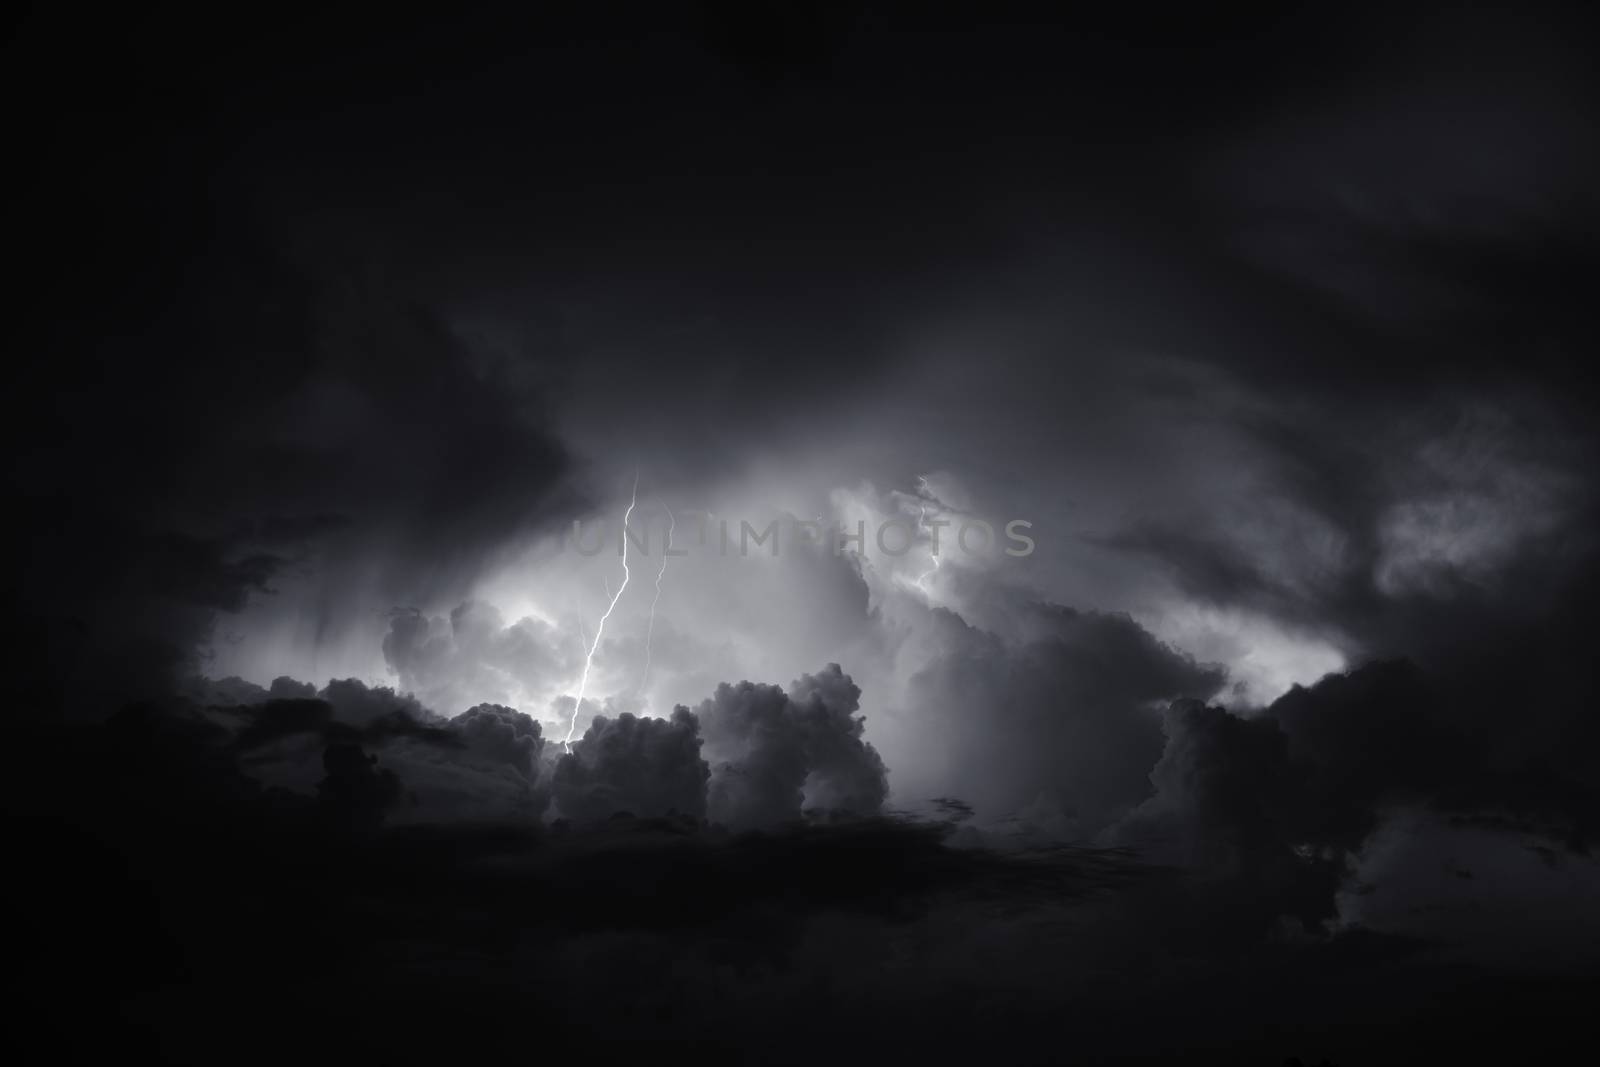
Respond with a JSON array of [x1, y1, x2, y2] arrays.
[[895, 604, 1224, 836], [544, 664, 887, 829], [696, 664, 888, 829], [10, 217, 577, 721], [552, 708, 709, 824], [451, 703, 545, 780], [190, 676, 550, 824], [1115, 635, 1600, 933], [382, 601, 576, 717]]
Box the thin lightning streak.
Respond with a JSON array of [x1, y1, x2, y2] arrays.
[[638, 502, 675, 696], [912, 476, 943, 596], [564, 472, 639, 751], [913, 502, 942, 592]]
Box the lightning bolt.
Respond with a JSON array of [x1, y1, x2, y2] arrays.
[[912, 475, 943, 596], [638, 501, 675, 696], [563, 472, 639, 751]]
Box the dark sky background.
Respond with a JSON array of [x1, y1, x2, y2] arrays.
[[6, 4, 1600, 1063]]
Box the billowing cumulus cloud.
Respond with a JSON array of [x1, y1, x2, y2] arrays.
[[1113, 697, 1340, 931], [696, 664, 888, 829], [552, 708, 709, 823], [320, 677, 431, 728], [541, 665, 888, 829], [893, 604, 1224, 836], [1116, 641, 1600, 931], [450, 703, 545, 780], [378, 701, 552, 824], [382, 601, 577, 718]]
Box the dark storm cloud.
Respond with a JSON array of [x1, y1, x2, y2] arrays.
[[8, 5, 964, 710], [1201, 24, 1599, 393], [1129, 668, 1485, 931], [541, 665, 888, 828], [267, 676, 319, 700], [317, 740, 404, 829], [1115, 697, 1344, 932], [230, 698, 336, 752], [197, 675, 452, 747], [1117, 639, 1600, 929], [897, 604, 1224, 835], [191, 663, 892, 830], [1099, 371, 1596, 643], [1268, 661, 1461, 849], [552, 707, 709, 824], [384, 730, 550, 825], [17, 687, 1594, 1063], [320, 677, 432, 728], [10, 7, 1600, 1057], [451, 703, 546, 781], [1096, 396, 1600, 846], [12, 1, 1592, 728], [185, 677, 556, 823], [7, 198, 576, 717], [8, 683, 1174, 1060], [696, 663, 888, 828], [5, 3, 1593, 893], [1097, 13, 1599, 695]]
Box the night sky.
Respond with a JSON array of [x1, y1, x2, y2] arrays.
[[7, 4, 1600, 1063]]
